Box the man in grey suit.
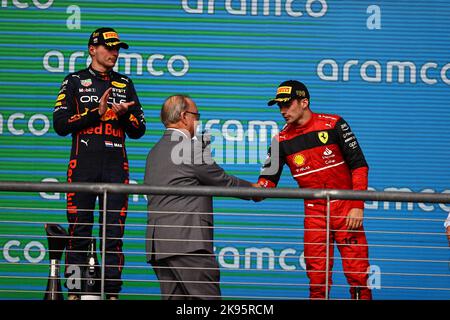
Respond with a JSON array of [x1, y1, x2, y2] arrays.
[[144, 95, 257, 300]]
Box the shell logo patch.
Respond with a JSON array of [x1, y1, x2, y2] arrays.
[[318, 131, 329, 144], [56, 94, 65, 101], [293, 154, 306, 166], [112, 81, 127, 88]]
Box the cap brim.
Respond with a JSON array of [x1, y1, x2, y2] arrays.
[[118, 42, 129, 49], [267, 97, 293, 106], [105, 41, 129, 49], [267, 99, 277, 106]]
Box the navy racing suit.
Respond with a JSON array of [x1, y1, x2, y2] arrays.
[[53, 65, 146, 295]]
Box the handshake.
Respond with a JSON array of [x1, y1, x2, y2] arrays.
[[250, 182, 264, 202]]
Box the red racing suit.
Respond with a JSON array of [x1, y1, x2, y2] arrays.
[[258, 112, 372, 300], [53, 66, 146, 295]]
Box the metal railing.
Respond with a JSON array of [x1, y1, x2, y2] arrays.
[[0, 181, 449, 300]]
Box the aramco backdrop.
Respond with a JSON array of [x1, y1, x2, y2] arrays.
[[0, 1, 449, 299]]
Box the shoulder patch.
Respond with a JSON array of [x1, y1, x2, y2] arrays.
[[112, 81, 127, 88], [317, 113, 339, 122], [316, 113, 340, 129]]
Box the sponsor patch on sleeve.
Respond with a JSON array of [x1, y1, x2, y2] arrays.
[[111, 81, 127, 88]]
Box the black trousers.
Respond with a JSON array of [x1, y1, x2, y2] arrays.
[[152, 251, 221, 300], [64, 155, 129, 295]]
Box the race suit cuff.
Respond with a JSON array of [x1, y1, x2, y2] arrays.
[[351, 200, 365, 209], [257, 178, 276, 188]]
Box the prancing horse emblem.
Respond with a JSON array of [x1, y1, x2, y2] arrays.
[[318, 131, 328, 144]]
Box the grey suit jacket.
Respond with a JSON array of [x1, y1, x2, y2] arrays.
[[144, 129, 252, 262]]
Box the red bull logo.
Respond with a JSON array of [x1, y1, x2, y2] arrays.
[[105, 124, 124, 137], [101, 108, 119, 121], [67, 160, 77, 214], [68, 114, 81, 123], [129, 114, 139, 128], [68, 108, 88, 123], [79, 123, 123, 138]]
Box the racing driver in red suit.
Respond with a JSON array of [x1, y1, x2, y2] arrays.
[[257, 80, 372, 300], [53, 27, 146, 299]]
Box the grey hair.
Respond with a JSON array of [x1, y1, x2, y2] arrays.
[[160, 95, 191, 127]]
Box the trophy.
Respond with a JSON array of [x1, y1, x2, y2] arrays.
[[44, 224, 68, 300]]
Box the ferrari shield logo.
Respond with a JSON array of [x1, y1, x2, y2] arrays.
[[318, 131, 328, 144]]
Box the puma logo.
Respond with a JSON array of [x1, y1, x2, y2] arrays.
[[81, 139, 89, 147]]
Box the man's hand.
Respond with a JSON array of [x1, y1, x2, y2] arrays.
[[98, 87, 112, 116], [112, 101, 136, 117], [346, 208, 364, 230], [446, 226, 450, 246], [251, 183, 264, 202]]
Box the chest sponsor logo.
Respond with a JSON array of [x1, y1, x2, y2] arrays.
[[112, 88, 126, 94], [80, 95, 125, 105], [79, 88, 96, 93], [112, 81, 127, 88], [318, 131, 328, 144], [79, 123, 123, 138], [101, 108, 119, 121], [299, 166, 310, 173], [323, 148, 333, 156], [293, 154, 306, 167], [322, 147, 337, 164], [81, 79, 92, 87]]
